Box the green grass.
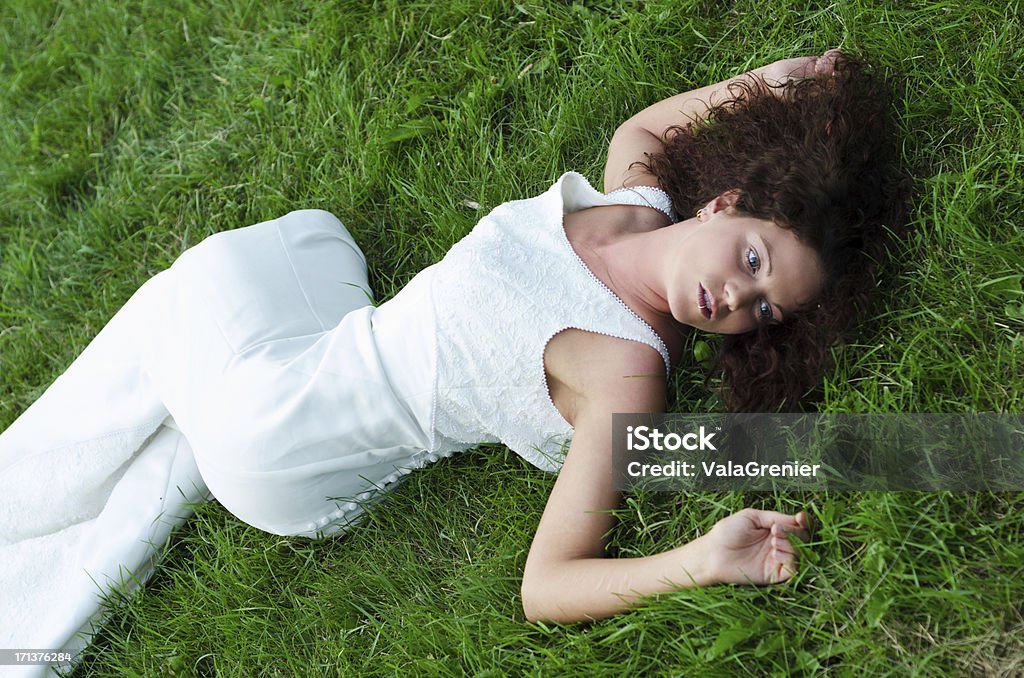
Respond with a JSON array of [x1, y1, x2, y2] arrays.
[[1, 0, 1022, 675]]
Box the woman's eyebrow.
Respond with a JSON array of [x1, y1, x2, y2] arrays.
[[756, 234, 786, 321], [756, 233, 773, 276]]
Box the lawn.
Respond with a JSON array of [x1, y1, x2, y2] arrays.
[[1, 0, 1022, 675]]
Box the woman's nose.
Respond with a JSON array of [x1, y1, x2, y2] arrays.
[[723, 279, 753, 311]]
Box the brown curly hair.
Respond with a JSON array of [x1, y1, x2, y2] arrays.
[[641, 55, 912, 412]]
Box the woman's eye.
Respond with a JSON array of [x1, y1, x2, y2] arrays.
[[757, 299, 773, 323], [746, 248, 760, 273]]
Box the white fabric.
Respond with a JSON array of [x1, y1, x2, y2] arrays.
[[0, 173, 673, 675], [604, 184, 679, 222], [427, 172, 671, 470]]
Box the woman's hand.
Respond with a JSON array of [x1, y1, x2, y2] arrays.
[[760, 48, 846, 90], [703, 508, 811, 585]]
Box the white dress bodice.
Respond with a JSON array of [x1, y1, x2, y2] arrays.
[[373, 171, 675, 472]]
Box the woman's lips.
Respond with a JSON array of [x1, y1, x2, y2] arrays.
[[697, 283, 713, 319]]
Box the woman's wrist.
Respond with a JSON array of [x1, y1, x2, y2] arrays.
[[665, 533, 721, 588]]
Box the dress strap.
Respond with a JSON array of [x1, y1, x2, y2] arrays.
[[604, 185, 679, 223]]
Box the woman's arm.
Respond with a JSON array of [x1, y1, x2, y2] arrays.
[[520, 346, 810, 623], [521, 396, 715, 624], [603, 49, 844, 192]]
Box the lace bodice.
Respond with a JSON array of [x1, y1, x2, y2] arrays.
[[421, 172, 675, 471]]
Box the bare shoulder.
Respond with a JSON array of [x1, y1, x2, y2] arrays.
[[545, 328, 667, 422]]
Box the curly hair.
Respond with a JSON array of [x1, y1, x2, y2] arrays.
[[641, 55, 912, 412]]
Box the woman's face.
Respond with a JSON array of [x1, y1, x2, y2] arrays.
[[666, 198, 825, 335]]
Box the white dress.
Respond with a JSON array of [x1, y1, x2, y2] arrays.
[[0, 171, 675, 675]]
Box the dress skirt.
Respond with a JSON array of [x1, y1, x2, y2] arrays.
[[0, 209, 435, 675]]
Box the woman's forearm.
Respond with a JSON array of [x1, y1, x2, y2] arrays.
[[521, 535, 717, 624], [622, 65, 775, 139]]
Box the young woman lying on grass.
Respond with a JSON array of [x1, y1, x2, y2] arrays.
[[523, 48, 908, 621], [0, 48, 907, 666]]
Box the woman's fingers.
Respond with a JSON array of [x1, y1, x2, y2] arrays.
[[748, 508, 812, 584], [747, 508, 807, 530], [785, 512, 812, 541], [815, 48, 846, 75], [796, 510, 809, 528], [776, 552, 798, 582], [771, 526, 798, 556], [770, 539, 799, 583], [751, 508, 811, 542]]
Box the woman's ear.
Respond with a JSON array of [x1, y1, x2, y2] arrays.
[[705, 189, 742, 217]]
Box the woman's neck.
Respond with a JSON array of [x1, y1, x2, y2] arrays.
[[564, 205, 690, 361]]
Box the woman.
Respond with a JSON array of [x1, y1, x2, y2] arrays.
[[524, 49, 908, 621], [0, 48, 907, 669]]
